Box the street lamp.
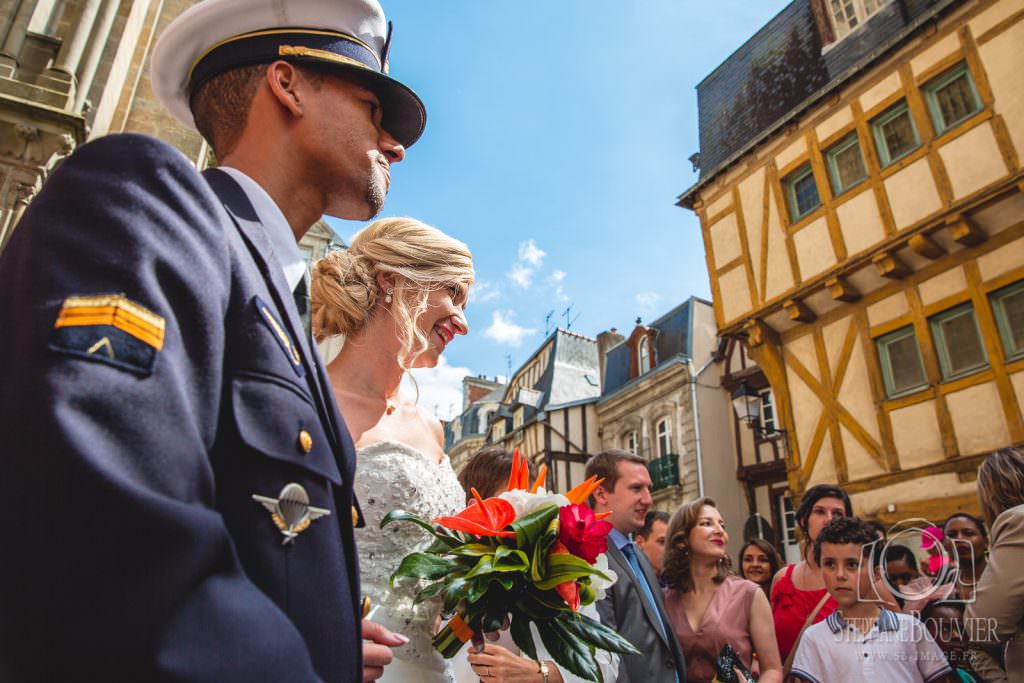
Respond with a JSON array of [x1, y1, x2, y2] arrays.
[[730, 379, 786, 440]]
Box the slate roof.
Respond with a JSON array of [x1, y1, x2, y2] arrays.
[[601, 297, 710, 398], [505, 328, 600, 411], [678, 0, 959, 206]]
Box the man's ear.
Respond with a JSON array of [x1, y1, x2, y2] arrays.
[[592, 484, 610, 509], [265, 61, 305, 117]]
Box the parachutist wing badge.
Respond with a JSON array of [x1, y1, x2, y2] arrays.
[[252, 483, 331, 545]]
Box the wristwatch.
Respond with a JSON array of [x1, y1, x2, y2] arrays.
[[536, 660, 550, 683]]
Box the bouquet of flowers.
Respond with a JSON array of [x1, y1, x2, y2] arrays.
[[381, 450, 639, 682]]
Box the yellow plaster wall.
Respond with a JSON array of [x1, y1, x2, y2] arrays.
[[793, 217, 836, 279], [860, 72, 903, 113], [719, 266, 753, 323], [842, 426, 886, 481], [706, 191, 733, 220], [786, 363, 822, 462], [710, 212, 743, 267], [978, 236, 1024, 281], [851, 473, 977, 516], [918, 266, 968, 307], [947, 381, 1012, 454], [979, 19, 1024, 158], [823, 318, 850, 375], [776, 137, 808, 172], [938, 122, 1008, 200], [836, 188, 886, 256], [891, 400, 946, 468], [808, 432, 837, 486], [1012, 371, 1024, 415], [969, 0, 1024, 39], [739, 168, 766, 302], [764, 193, 795, 300], [868, 292, 910, 327], [816, 106, 854, 143], [909, 31, 961, 77], [884, 158, 943, 230], [837, 335, 883, 445]]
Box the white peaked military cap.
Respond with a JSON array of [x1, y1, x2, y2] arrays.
[[150, 0, 426, 148]]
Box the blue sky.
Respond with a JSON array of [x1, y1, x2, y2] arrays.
[[325, 1, 791, 418]]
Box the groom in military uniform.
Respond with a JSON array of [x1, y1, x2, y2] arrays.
[[0, 1, 423, 680]]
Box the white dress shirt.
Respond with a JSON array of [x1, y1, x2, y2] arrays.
[[218, 166, 307, 291]]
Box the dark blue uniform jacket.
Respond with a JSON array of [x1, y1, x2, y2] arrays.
[[0, 134, 361, 682]]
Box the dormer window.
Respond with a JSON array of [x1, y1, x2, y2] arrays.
[[637, 335, 651, 374], [829, 0, 887, 39]]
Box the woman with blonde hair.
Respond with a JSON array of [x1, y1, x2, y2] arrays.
[[312, 216, 474, 683], [965, 446, 1024, 682], [661, 497, 782, 683]]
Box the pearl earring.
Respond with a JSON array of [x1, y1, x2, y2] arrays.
[[385, 288, 393, 304]]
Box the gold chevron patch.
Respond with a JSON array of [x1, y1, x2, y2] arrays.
[[54, 295, 165, 350]]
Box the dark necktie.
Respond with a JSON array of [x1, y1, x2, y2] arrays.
[[293, 271, 311, 340]]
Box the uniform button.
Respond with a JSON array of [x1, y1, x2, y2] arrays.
[[298, 429, 313, 453], [351, 505, 360, 527]]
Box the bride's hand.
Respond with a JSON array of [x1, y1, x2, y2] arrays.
[[362, 619, 409, 682], [466, 643, 563, 683]]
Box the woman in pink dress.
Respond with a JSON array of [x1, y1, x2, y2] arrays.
[[662, 497, 782, 683]]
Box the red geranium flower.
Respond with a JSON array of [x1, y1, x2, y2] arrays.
[[557, 503, 613, 564]]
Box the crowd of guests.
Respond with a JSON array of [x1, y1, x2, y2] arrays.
[[452, 445, 1024, 682]]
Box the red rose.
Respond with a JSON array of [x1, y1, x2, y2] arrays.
[[557, 503, 613, 564]]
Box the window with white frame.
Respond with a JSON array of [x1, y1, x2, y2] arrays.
[[929, 303, 989, 381], [829, 0, 888, 39], [656, 418, 671, 457], [624, 430, 638, 455], [759, 388, 777, 433], [990, 280, 1024, 362], [638, 336, 651, 374]]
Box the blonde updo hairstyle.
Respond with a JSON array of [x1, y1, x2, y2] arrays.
[[311, 217, 474, 369]]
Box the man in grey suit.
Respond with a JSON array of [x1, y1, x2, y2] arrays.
[[588, 450, 687, 683]]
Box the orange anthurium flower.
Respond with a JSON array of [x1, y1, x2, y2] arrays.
[[434, 487, 517, 538], [564, 475, 605, 505]]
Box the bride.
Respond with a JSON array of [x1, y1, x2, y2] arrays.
[[312, 217, 474, 683]]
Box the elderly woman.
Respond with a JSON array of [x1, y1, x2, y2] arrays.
[[966, 447, 1024, 683]]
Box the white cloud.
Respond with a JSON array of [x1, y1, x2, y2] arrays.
[[551, 270, 566, 282], [508, 239, 547, 289], [636, 291, 661, 311], [518, 239, 546, 267], [403, 356, 470, 421], [470, 280, 500, 304], [508, 264, 534, 289], [484, 310, 537, 347]]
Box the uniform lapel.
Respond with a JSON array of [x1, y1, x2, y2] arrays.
[[203, 169, 343, 456]]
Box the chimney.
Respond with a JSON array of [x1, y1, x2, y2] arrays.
[[596, 328, 625, 392]]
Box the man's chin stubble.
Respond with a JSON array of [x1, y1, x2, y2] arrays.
[[365, 179, 386, 218]]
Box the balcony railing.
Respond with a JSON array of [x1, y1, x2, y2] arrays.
[[648, 453, 680, 491]]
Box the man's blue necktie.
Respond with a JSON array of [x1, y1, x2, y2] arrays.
[[622, 541, 667, 638]]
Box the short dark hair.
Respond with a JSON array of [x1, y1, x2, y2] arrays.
[[458, 447, 537, 501], [584, 449, 647, 494], [637, 510, 670, 540], [884, 543, 917, 567], [865, 520, 887, 540], [921, 599, 964, 622], [795, 484, 853, 535], [943, 512, 989, 541], [814, 516, 876, 565]]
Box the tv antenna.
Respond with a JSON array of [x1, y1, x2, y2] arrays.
[[544, 310, 555, 336], [562, 304, 581, 330], [505, 354, 512, 382]]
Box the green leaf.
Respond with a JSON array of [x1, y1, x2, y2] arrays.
[[493, 546, 530, 572], [534, 553, 612, 590], [514, 587, 563, 620], [535, 618, 600, 682], [450, 543, 497, 557], [413, 580, 448, 605], [509, 503, 560, 548], [381, 510, 461, 548], [530, 517, 561, 582], [443, 576, 471, 613], [509, 614, 539, 661], [557, 612, 641, 656], [390, 552, 459, 585]]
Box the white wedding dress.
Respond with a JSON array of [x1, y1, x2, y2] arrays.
[[355, 440, 466, 683]]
